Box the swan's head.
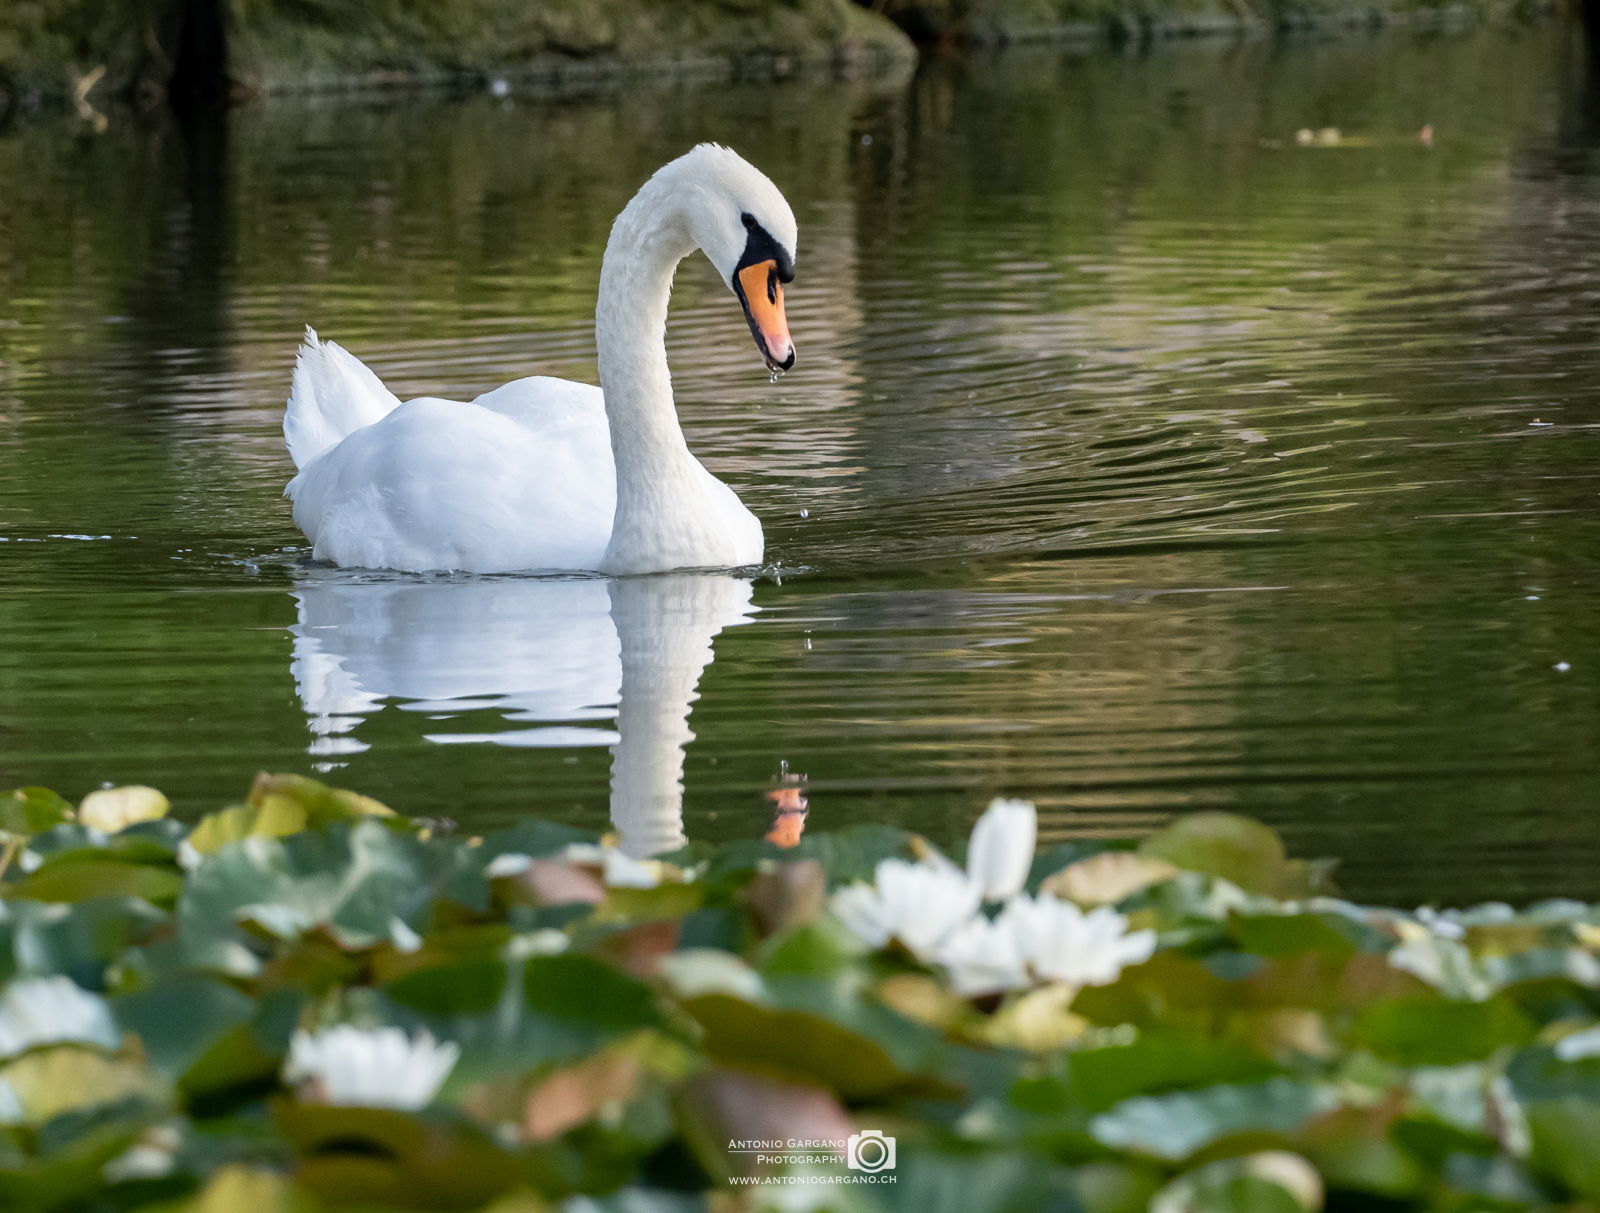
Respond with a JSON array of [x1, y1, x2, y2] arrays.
[[678, 144, 799, 373]]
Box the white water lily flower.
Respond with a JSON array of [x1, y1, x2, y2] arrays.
[[966, 798, 1037, 901], [1000, 895, 1157, 986], [831, 859, 981, 958], [0, 976, 120, 1058], [284, 1025, 459, 1109], [934, 913, 1029, 996]]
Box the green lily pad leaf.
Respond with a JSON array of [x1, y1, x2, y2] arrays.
[[383, 958, 511, 1018], [704, 824, 914, 889], [1016, 1032, 1282, 1119], [0, 896, 166, 987], [1072, 952, 1235, 1030], [756, 919, 862, 980], [568, 1190, 726, 1213], [523, 954, 663, 1035], [1437, 1151, 1547, 1207], [1480, 945, 1600, 992], [595, 882, 704, 925], [1403, 1063, 1498, 1139], [1072, 1162, 1167, 1213], [8, 855, 184, 906], [186, 773, 396, 856], [114, 976, 257, 1082], [1142, 814, 1311, 898], [1242, 951, 1425, 1015], [384, 954, 664, 1080], [25, 822, 185, 869], [1350, 994, 1535, 1066], [1231, 910, 1391, 958], [371, 923, 515, 987], [1089, 1079, 1340, 1161], [0, 1098, 155, 1210], [0, 1048, 169, 1125], [874, 1146, 1084, 1213], [1505, 1046, 1600, 1197], [1151, 1152, 1322, 1213], [478, 820, 597, 863], [152, 1164, 317, 1213], [274, 1104, 520, 1210], [1297, 1101, 1427, 1199], [0, 789, 74, 840], [682, 990, 937, 1101], [179, 989, 301, 1108], [180, 821, 445, 948]]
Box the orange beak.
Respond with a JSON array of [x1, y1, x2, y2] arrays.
[[736, 258, 796, 372]]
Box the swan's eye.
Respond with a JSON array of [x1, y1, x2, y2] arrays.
[[741, 212, 758, 230]]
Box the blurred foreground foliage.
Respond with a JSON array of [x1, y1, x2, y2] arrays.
[[2, 774, 1600, 1210]]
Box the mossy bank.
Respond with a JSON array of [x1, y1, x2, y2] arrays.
[[1, 0, 1579, 113], [877, 0, 1568, 43], [0, 0, 913, 111]]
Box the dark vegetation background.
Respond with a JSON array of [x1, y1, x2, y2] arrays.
[[0, 0, 1576, 111]]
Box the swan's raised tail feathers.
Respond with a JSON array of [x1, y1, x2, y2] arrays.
[[284, 327, 403, 470]]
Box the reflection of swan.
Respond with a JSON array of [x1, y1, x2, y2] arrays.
[[283, 144, 798, 576], [291, 573, 755, 856]]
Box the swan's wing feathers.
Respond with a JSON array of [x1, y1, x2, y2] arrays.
[[284, 327, 404, 470], [288, 397, 616, 573]]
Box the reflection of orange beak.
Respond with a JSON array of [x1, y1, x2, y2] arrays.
[[736, 259, 795, 372], [765, 811, 807, 848], [763, 782, 809, 848]]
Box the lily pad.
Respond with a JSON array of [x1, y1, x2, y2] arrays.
[[0, 789, 74, 840], [1089, 1079, 1340, 1161], [1142, 814, 1311, 899]]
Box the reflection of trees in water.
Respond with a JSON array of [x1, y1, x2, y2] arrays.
[[0, 101, 245, 535], [115, 102, 234, 429], [812, 29, 1587, 568]]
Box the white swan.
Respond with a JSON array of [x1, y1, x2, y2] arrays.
[[283, 144, 798, 575]]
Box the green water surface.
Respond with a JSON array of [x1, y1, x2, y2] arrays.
[[2, 27, 1598, 903]]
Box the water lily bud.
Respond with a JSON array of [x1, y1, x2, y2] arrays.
[[966, 798, 1037, 901], [78, 786, 169, 834]]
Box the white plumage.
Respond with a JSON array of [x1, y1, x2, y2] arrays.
[[281, 144, 797, 576]]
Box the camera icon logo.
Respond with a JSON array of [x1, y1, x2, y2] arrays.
[[846, 1129, 896, 1173]]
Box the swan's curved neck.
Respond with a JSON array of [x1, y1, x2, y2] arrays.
[[595, 176, 709, 570]]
